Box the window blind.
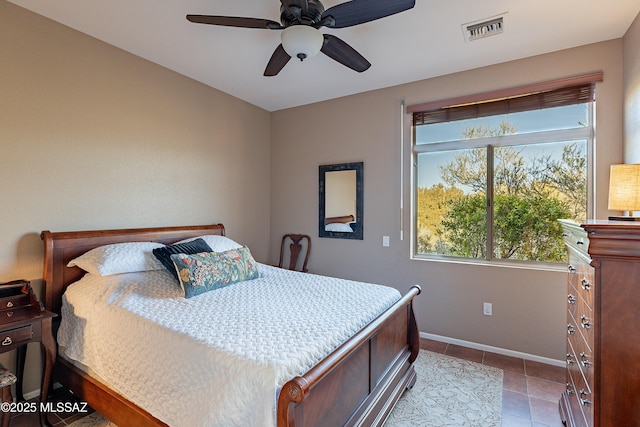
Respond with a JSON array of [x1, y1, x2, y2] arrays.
[[410, 72, 602, 126]]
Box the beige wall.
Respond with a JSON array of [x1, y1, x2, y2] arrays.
[[624, 10, 640, 161], [1, 1, 271, 394], [271, 40, 625, 360]]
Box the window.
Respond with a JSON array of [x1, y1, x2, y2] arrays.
[[410, 75, 600, 265]]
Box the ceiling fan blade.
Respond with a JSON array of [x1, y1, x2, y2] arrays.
[[264, 44, 292, 76], [186, 15, 283, 30], [321, 0, 415, 28], [320, 34, 371, 72]]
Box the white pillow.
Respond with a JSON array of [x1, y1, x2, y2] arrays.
[[176, 235, 242, 252], [67, 241, 166, 276], [325, 223, 354, 232]]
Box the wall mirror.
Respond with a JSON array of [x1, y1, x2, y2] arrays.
[[319, 162, 363, 240]]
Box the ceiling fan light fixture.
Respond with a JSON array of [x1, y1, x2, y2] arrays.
[[281, 25, 323, 61]]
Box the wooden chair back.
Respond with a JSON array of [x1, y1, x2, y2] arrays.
[[278, 234, 311, 273]]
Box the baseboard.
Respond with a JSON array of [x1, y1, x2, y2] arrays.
[[421, 332, 565, 368], [22, 389, 40, 401], [21, 382, 63, 402]]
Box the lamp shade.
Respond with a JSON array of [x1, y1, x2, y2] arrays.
[[608, 164, 640, 213], [281, 25, 323, 61]]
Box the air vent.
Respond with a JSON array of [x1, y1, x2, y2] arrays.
[[462, 13, 507, 42]]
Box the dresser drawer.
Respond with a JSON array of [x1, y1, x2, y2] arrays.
[[568, 251, 594, 310], [577, 269, 594, 311], [567, 314, 594, 389], [0, 324, 33, 348], [567, 299, 593, 347], [570, 371, 592, 427], [568, 292, 594, 350], [563, 224, 590, 258], [566, 339, 591, 427]]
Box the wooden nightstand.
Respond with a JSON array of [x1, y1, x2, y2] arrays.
[[0, 280, 56, 427]]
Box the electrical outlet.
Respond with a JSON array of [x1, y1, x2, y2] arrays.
[[483, 302, 492, 316], [382, 236, 390, 247]]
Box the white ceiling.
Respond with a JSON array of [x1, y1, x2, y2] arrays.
[[8, 0, 640, 112]]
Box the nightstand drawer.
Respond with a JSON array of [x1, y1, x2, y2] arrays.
[[0, 280, 31, 315], [0, 306, 36, 325], [0, 294, 29, 311], [0, 324, 33, 348]]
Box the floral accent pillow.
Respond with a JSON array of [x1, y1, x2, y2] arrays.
[[170, 246, 260, 298]]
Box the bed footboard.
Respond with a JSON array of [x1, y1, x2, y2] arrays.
[[277, 285, 421, 427]]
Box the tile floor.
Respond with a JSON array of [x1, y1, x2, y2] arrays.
[[10, 338, 567, 426], [421, 338, 566, 427]]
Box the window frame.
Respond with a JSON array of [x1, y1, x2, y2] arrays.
[[409, 79, 598, 268]]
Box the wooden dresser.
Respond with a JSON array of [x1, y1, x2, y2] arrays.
[[559, 220, 640, 427]]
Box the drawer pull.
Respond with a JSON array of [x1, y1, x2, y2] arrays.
[[5, 311, 13, 318], [567, 324, 576, 335], [6, 302, 13, 308], [579, 389, 591, 406], [580, 315, 591, 329], [566, 383, 574, 395], [581, 278, 591, 291], [566, 353, 574, 365], [568, 294, 576, 304], [580, 352, 591, 368], [2, 337, 12, 346], [568, 264, 576, 273], [576, 240, 584, 245]]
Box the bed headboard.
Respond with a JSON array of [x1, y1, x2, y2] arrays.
[[325, 215, 355, 225], [40, 224, 225, 315]]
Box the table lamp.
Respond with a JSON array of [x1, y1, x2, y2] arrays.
[[608, 164, 640, 220]]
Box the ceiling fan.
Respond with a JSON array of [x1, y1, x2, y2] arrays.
[[187, 0, 415, 76]]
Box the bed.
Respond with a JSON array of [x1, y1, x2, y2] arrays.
[[40, 223, 421, 427]]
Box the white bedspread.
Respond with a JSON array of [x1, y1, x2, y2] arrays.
[[57, 264, 401, 427]]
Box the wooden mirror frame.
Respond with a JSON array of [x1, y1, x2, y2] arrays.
[[319, 162, 363, 240]]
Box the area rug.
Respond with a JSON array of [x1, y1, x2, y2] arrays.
[[66, 411, 116, 427], [384, 350, 503, 427], [68, 350, 503, 427]]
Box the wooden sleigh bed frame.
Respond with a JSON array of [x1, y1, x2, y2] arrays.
[[41, 224, 421, 427]]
